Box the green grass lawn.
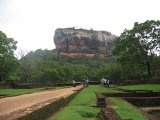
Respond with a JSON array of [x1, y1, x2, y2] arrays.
[[0, 87, 62, 95], [1, 84, 158, 119], [0, 88, 46, 95], [118, 84, 160, 91], [109, 97, 148, 120], [52, 85, 156, 120], [52, 85, 119, 120]]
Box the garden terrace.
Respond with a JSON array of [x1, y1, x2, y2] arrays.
[[96, 90, 160, 120]]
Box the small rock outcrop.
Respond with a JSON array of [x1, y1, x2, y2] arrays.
[[53, 28, 116, 58]]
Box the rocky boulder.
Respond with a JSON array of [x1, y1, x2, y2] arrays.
[[53, 28, 116, 58]]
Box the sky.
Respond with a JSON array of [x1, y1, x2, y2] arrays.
[[0, 0, 160, 56]]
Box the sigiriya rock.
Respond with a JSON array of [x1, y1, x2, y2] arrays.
[[53, 28, 116, 58]]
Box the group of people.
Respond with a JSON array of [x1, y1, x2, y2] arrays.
[[100, 77, 110, 87], [71, 78, 90, 87], [72, 77, 110, 88]]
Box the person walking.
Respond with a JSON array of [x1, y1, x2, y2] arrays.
[[100, 77, 104, 87], [71, 80, 76, 87], [83, 79, 86, 86], [104, 78, 107, 87], [155, 69, 158, 76], [100, 78, 103, 87], [86, 78, 89, 87], [107, 79, 110, 87]]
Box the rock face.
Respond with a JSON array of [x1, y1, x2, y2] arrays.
[[53, 28, 116, 58]]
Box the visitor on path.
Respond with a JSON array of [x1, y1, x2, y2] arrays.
[[100, 77, 104, 87], [100, 77, 107, 87], [103, 78, 107, 87], [100, 79, 102, 87], [155, 69, 158, 76], [85, 79, 89, 87], [83, 79, 86, 86], [71, 80, 76, 87], [107, 79, 110, 87]]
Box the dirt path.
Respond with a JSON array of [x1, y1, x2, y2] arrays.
[[0, 85, 83, 117]]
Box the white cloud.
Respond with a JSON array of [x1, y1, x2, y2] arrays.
[[0, 0, 160, 56]]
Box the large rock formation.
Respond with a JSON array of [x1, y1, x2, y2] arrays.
[[53, 28, 116, 58]]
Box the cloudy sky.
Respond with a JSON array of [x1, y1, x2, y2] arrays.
[[0, 0, 160, 55]]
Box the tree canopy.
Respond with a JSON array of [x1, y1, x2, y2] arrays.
[[113, 20, 160, 77], [1, 20, 160, 84], [0, 31, 20, 82]]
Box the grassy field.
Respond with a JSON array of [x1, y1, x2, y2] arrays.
[[52, 85, 151, 120], [0, 87, 61, 95], [52, 85, 119, 120], [109, 97, 148, 120], [118, 84, 160, 91], [0, 88, 46, 95], [1, 84, 158, 119]]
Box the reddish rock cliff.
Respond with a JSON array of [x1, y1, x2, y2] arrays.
[[53, 28, 116, 58]]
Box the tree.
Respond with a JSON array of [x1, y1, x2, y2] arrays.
[[19, 49, 31, 82], [113, 20, 160, 77], [108, 64, 123, 82], [0, 31, 20, 81], [63, 64, 74, 82], [38, 68, 59, 84]]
